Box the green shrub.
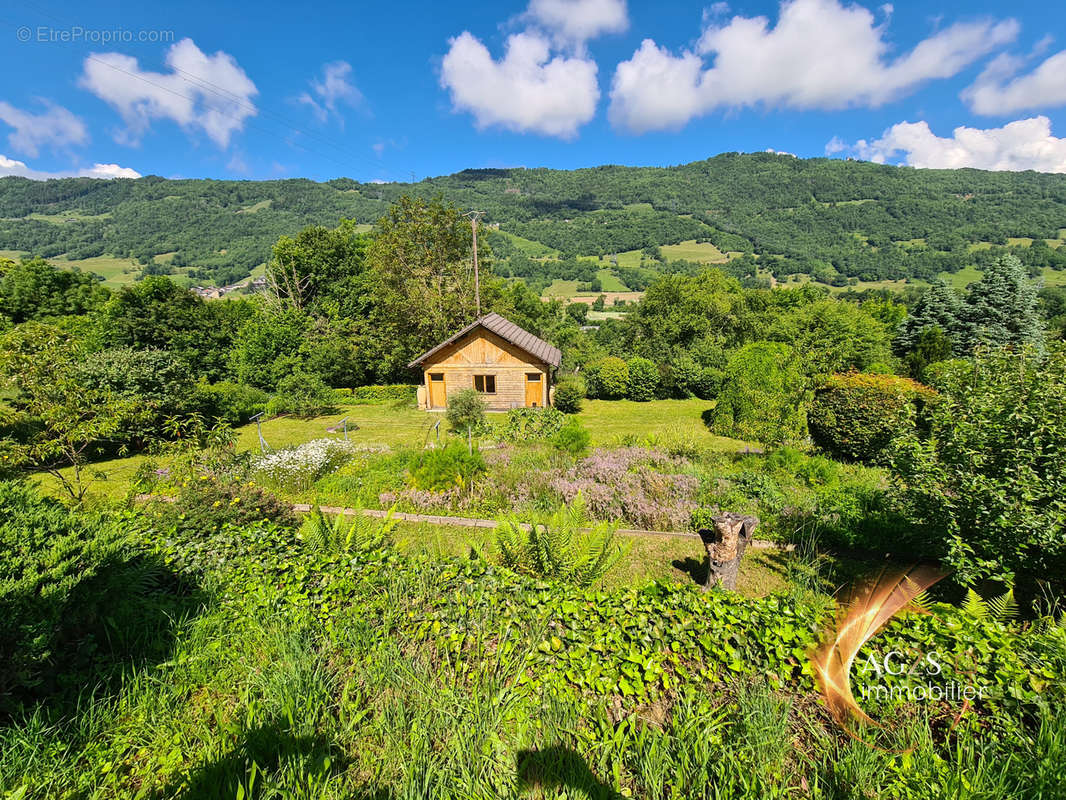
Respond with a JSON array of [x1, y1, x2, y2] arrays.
[[267, 372, 340, 418], [445, 388, 486, 435], [155, 476, 297, 534], [497, 406, 567, 441], [496, 495, 626, 587], [891, 345, 1066, 594], [351, 384, 416, 404], [808, 372, 935, 463], [553, 376, 586, 414], [666, 355, 701, 398], [709, 342, 809, 445], [408, 442, 486, 491], [552, 417, 591, 457], [626, 357, 659, 401], [299, 505, 397, 553], [0, 482, 137, 712], [585, 356, 629, 399], [694, 366, 723, 400], [194, 380, 270, 424]]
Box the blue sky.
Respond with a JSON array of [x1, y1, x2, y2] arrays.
[[1, 0, 1064, 182]]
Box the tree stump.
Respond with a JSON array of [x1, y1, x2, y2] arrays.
[[697, 513, 759, 591]]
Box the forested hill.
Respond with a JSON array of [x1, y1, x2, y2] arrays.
[[2, 152, 1066, 287]]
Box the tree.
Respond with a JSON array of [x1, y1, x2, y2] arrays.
[[365, 196, 490, 380], [446, 388, 486, 449], [957, 255, 1044, 353], [0, 258, 108, 323], [96, 276, 252, 381], [893, 281, 963, 357], [767, 299, 893, 376], [890, 345, 1066, 596], [0, 324, 138, 502], [709, 342, 809, 445], [267, 219, 371, 317]]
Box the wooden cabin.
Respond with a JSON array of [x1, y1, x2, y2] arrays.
[[409, 313, 562, 411]]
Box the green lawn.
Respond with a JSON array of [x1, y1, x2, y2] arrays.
[[576, 398, 752, 450], [660, 239, 730, 263], [36, 398, 751, 502]]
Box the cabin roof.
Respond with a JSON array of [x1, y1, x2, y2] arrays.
[[407, 312, 562, 369]]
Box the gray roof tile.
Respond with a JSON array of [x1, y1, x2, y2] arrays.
[[407, 312, 562, 368]]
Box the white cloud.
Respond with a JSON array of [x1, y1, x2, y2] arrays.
[[0, 153, 140, 180], [298, 61, 362, 123], [523, 0, 628, 48], [963, 50, 1066, 115], [79, 38, 257, 148], [830, 116, 1066, 173], [608, 0, 1018, 133], [440, 31, 599, 138], [0, 100, 88, 158]]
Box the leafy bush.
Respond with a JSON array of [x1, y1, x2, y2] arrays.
[[585, 356, 629, 399], [709, 342, 809, 445], [891, 345, 1066, 594], [351, 384, 416, 404], [252, 437, 359, 492], [75, 346, 194, 440], [446, 388, 486, 435], [694, 366, 723, 400], [408, 442, 486, 491], [194, 380, 270, 424], [552, 417, 591, 457], [496, 406, 567, 441], [626, 357, 659, 401], [553, 376, 586, 413], [154, 476, 297, 534], [267, 372, 340, 418], [496, 495, 627, 587], [808, 372, 935, 463]]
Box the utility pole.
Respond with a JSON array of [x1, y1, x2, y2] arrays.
[[465, 210, 485, 317]]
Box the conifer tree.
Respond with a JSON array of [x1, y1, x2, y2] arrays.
[[958, 255, 1044, 353], [893, 280, 962, 356]]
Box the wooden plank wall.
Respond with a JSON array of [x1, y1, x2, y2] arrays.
[[420, 329, 549, 410]]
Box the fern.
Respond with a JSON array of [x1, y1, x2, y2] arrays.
[[300, 505, 396, 555], [987, 588, 1020, 621], [962, 585, 1019, 621], [962, 588, 989, 619], [494, 493, 628, 587]]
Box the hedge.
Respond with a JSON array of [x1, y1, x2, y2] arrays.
[[350, 384, 418, 403]]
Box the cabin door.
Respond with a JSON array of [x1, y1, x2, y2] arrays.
[[429, 373, 446, 408], [524, 373, 542, 407]]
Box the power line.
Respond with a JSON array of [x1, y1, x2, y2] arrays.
[[14, 0, 405, 182]]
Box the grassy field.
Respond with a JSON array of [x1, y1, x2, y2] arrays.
[[577, 398, 751, 449], [49, 254, 143, 286]]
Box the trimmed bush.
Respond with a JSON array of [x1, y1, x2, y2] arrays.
[[194, 380, 270, 424], [553, 376, 586, 414], [351, 384, 416, 403], [626, 357, 659, 401], [808, 372, 935, 463], [586, 356, 629, 399]]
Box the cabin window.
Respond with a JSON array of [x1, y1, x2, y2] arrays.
[[429, 373, 444, 381], [474, 375, 497, 394]]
